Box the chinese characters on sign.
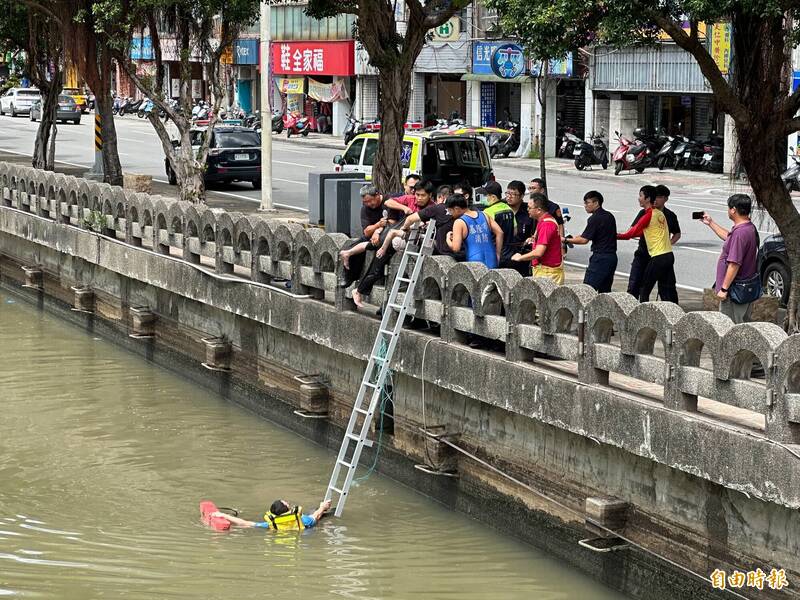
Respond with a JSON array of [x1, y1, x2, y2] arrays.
[[272, 41, 355, 76], [480, 82, 496, 127], [711, 23, 732, 75], [710, 568, 789, 591]]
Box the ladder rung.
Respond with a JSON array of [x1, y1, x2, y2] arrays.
[[346, 433, 361, 442], [330, 486, 346, 496], [388, 303, 404, 311], [397, 277, 412, 283], [337, 459, 355, 469], [379, 329, 395, 336], [354, 407, 369, 415], [362, 381, 378, 389], [406, 251, 421, 257]]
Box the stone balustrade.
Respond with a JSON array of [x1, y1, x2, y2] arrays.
[[3, 162, 799, 445]]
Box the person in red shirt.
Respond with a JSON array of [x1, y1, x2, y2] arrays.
[[511, 193, 564, 284]]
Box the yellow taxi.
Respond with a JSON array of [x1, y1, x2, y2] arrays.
[[333, 130, 494, 188], [62, 88, 89, 113]]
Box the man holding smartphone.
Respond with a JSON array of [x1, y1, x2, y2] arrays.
[[701, 194, 760, 323]]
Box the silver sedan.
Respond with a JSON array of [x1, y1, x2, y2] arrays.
[[29, 95, 81, 124]]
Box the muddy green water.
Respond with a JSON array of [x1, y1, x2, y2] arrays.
[[0, 289, 625, 600]]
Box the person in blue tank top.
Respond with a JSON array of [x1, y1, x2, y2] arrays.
[[445, 193, 503, 268]]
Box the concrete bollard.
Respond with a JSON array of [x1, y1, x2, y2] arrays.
[[21, 266, 43, 290], [201, 337, 233, 372], [129, 306, 156, 338], [584, 496, 629, 538], [71, 286, 95, 313]]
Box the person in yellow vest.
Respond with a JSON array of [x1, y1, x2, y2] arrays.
[[617, 186, 678, 303], [211, 498, 331, 530]]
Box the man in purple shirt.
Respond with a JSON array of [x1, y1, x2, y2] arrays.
[[702, 194, 759, 323]]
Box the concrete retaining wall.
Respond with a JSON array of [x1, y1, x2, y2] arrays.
[[1, 162, 798, 599]]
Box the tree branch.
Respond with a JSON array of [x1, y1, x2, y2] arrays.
[[649, 12, 748, 125], [16, 0, 62, 26]]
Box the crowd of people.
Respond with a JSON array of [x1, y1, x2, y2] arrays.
[[340, 175, 761, 325]]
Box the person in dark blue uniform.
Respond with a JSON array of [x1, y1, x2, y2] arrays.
[[565, 191, 617, 293]]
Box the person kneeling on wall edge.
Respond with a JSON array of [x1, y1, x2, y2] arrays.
[[212, 498, 331, 530]]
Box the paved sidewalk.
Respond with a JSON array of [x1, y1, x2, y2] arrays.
[[500, 156, 745, 189]]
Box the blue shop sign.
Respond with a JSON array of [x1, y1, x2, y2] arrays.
[[473, 41, 506, 75], [234, 39, 259, 65], [131, 36, 153, 60], [491, 43, 525, 79]]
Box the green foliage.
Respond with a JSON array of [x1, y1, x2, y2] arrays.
[[483, 0, 800, 60], [83, 210, 107, 233]]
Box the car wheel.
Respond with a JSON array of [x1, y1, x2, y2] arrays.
[[763, 261, 790, 306], [614, 161, 623, 175], [10, 104, 17, 117], [252, 178, 262, 190], [74, 118, 81, 125], [0, 105, 4, 116], [30, 113, 35, 122]]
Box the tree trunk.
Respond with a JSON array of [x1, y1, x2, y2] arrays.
[[47, 120, 57, 170], [93, 93, 123, 186], [32, 79, 60, 170], [538, 77, 547, 188], [372, 64, 413, 193]]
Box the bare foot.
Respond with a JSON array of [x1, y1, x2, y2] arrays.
[[339, 249, 350, 269], [351, 290, 364, 307]]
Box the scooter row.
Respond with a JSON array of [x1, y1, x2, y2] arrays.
[[652, 132, 724, 173]]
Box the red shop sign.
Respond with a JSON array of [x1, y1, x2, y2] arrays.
[[272, 40, 355, 76]]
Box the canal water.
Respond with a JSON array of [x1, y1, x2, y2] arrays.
[[0, 289, 625, 600]]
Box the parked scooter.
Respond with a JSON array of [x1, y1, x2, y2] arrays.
[[343, 115, 380, 145], [284, 112, 310, 137], [674, 136, 704, 170], [119, 98, 143, 117], [494, 120, 520, 157], [782, 154, 800, 191], [699, 132, 724, 173], [612, 131, 651, 175], [272, 110, 284, 133], [137, 98, 153, 118], [559, 131, 581, 159], [573, 133, 609, 170], [655, 136, 679, 170]]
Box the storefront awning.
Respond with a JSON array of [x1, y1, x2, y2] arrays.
[[461, 73, 530, 83]]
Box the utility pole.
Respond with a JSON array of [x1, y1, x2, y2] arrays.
[[259, 0, 274, 211]]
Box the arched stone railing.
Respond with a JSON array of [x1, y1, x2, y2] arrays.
[[4, 163, 800, 444]]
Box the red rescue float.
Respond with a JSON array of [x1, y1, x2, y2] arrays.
[[200, 501, 232, 531]]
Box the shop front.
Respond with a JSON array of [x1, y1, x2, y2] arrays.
[[231, 38, 259, 114], [464, 41, 528, 127], [463, 40, 536, 156], [271, 40, 355, 135]]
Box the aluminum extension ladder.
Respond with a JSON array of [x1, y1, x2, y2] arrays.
[[325, 223, 436, 517]]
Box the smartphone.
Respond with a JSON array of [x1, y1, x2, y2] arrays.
[[692, 211, 705, 220]]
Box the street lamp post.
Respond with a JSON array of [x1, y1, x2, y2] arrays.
[[259, 0, 274, 211]]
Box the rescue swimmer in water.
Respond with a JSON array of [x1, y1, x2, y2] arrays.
[[206, 498, 332, 531]]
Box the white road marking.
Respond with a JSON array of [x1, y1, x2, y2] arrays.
[[273, 177, 308, 186], [563, 260, 705, 292], [273, 159, 316, 169]]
